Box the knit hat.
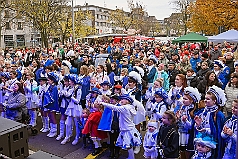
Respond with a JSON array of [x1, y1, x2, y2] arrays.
[[201, 53, 209, 58], [62, 60, 72, 69]]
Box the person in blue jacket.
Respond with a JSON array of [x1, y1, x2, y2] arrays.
[[79, 65, 91, 109], [147, 57, 157, 88], [213, 60, 230, 89], [190, 51, 201, 73], [43, 72, 59, 138]]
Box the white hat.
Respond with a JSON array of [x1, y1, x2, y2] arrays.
[[194, 133, 217, 149], [147, 121, 159, 129], [133, 66, 144, 77], [128, 71, 142, 84], [184, 87, 201, 103], [207, 85, 227, 106]]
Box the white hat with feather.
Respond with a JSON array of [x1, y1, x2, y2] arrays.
[[128, 71, 142, 84], [184, 87, 201, 103], [207, 85, 227, 106]]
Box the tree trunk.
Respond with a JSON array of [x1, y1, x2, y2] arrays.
[[0, 26, 2, 48], [41, 29, 48, 48]]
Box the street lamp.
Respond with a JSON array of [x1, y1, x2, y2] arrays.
[[72, 0, 75, 45]]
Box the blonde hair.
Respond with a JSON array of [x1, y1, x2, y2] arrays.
[[155, 78, 164, 86], [80, 65, 89, 76], [61, 65, 70, 75], [121, 68, 128, 75]]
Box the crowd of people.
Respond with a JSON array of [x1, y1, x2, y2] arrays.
[[0, 40, 237, 159]]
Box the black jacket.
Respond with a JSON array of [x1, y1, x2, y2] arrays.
[[157, 124, 179, 159], [197, 79, 222, 100], [187, 75, 200, 88], [168, 69, 180, 87], [197, 68, 211, 80]]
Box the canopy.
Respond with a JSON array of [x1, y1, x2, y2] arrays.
[[208, 29, 238, 43], [172, 32, 208, 43]]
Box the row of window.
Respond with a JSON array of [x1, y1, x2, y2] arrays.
[[96, 14, 109, 20], [5, 22, 23, 30], [4, 35, 25, 47], [95, 22, 113, 27]]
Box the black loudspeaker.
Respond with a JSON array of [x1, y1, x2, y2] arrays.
[[27, 151, 63, 159], [0, 117, 29, 159]]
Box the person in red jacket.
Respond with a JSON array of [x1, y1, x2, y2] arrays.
[[82, 96, 107, 156]]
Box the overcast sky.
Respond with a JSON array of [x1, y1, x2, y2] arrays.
[[75, 0, 175, 20]]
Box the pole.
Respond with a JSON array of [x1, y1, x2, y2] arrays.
[[72, 0, 75, 45]]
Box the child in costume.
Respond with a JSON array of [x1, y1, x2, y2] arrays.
[[79, 108, 91, 149], [144, 79, 165, 120], [157, 111, 179, 159], [221, 99, 238, 159], [100, 94, 142, 159], [176, 87, 201, 159], [86, 87, 102, 113], [43, 72, 59, 138], [56, 74, 71, 141], [194, 85, 226, 159], [143, 120, 159, 159], [23, 72, 38, 127], [38, 76, 49, 133], [62, 74, 82, 145], [192, 133, 217, 159], [82, 96, 107, 156], [98, 95, 121, 159], [99, 81, 112, 96], [150, 89, 168, 123], [168, 74, 187, 113]]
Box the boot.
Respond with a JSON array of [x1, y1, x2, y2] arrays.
[[142, 121, 146, 131], [61, 125, 71, 145], [114, 146, 120, 159], [56, 120, 65, 140], [82, 136, 87, 149], [72, 118, 80, 145], [92, 148, 101, 156], [40, 117, 45, 132], [42, 117, 49, 133], [48, 123, 57, 138], [29, 110, 37, 127], [109, 147, 114, 159]]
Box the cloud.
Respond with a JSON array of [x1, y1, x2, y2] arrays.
[[75, 0, 174, 19]]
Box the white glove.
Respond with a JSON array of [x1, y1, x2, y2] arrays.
[[71, 97, 78, 103]]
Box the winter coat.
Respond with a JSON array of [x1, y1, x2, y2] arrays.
[[5, 92, 27, 122], [190, 57, 201, 73], [168, 69, 180, 87], [197, 68, 211, 80], [210, 50, 222, 61], [225, 85, 238, 113], [197, 79, 222, 100], [82, 111, 107, 139], [157, 124, 179, 159], [187, 74, 200, 88]]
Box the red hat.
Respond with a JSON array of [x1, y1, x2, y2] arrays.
[[114, 84, 122, 89]]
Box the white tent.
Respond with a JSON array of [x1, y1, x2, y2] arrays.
[[208, 29, 238, 43]]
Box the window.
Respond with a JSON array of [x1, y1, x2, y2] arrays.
[[4, 35, 14, 48], [6, 22, 10, 30], [17, 22, 23, 30], [4, 10, 10, 18], [96, 14, 99, 19], [16, 35, 25, 47]]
